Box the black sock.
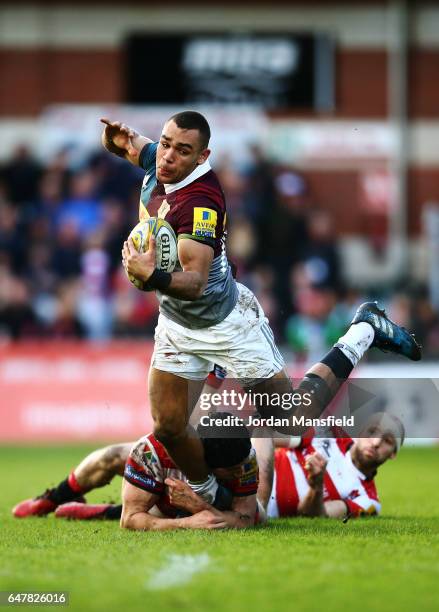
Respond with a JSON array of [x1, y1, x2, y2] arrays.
[[102, 504, 122, 520], [320, 347, 354, 380], [47, 478, 82, 505]]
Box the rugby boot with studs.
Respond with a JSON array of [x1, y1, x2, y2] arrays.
[[12, 489, 85, 518], [351, 301, 421, 361], [55, 502, 112, 520]]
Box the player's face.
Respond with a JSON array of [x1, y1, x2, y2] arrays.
[[156, 120, 210, 184], [354, 424, 397, 468]]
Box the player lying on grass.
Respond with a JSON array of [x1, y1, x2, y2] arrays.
[[14, 412, 261, 530], [121, 412, 261, 530], [13, 412, 402, 522], [254, 411, 404, 519]]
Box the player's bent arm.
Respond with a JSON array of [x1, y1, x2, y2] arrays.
[[323, 500, 349, 519], [162, 238, 213, 301], [298, 488, 348, 518], [221, 495, 258, 528], [121, 480, 187, 531], [297, 486, 326, 517]]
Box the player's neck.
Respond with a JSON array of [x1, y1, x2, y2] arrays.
[[350, 446, 376, 480], [164, 159, 211, 194]]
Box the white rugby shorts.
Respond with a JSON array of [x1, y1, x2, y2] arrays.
[[151, 283, 285, 383]]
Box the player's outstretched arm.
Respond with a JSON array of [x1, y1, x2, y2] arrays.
[[100, 118, 152, 166]]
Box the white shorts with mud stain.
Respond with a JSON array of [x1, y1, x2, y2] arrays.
[[151, 283, 285, 383]]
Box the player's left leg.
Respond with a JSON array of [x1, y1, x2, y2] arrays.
[[217, 286, 421, 435], [12, 443, 132, 518]]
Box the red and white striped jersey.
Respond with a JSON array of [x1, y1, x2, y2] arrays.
[[267, 436, 381, 519], [124, 433, 259, 518]]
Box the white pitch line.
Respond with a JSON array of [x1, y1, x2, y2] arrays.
[[146, 553, 211, 590]]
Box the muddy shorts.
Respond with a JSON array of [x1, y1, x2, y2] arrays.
[[151, 283, 285, 384]]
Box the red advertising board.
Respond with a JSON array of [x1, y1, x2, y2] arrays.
[[0, 342, 155, 443]]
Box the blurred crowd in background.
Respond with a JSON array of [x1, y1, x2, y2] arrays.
[[1, 144, 438, 362]]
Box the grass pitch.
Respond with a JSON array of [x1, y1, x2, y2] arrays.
[[1, 445, 438, 612]]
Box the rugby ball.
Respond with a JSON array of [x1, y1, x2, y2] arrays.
[[126, 218, 178, 290]]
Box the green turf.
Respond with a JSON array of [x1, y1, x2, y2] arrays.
[[1, 445, 438, 611]]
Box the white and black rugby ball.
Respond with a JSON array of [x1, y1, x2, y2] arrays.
[[127, 217, 178, 290]]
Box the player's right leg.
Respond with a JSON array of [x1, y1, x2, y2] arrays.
[[149, 368, 232, 507], [149, 368, 209, 481], [12, 443, 132, 518], [149, 318, 235, 507]]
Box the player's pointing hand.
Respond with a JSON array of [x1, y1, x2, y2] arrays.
[[100, 117, 138, 158]]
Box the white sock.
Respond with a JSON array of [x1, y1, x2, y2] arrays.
[[335, 322, 375, 367], [188, 473, 218, 505]]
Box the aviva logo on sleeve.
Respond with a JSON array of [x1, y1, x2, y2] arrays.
[[193, 207, 217, 238]]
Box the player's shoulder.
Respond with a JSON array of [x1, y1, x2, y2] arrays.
[[335, 437, 354, 455], [139, 141, 158, 171], [178, 170, 224, 204]]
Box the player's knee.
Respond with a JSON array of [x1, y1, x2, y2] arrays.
[[153, 414, 186, 445], [101, 444, 129, 473]]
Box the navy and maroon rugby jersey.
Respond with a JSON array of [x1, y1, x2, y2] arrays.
[[137, 143, 238, 329]]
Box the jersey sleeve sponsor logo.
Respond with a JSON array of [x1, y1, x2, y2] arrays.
[[193, 207, 217, 238], [223, 449, 259, 496], [124, 463, 164, 494]]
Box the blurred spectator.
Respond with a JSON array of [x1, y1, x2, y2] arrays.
[[228, 217, 258, 275], [102, 198, 132, 273], [286, 263, 348, 363], [242, 144, 277, 245], [0, 265, 37, 339], [1, 145, 42, 205], [297, 209, 341, 290], [51, 220, 82, 279], [112, 268, 158, 337], [410, 288, 439, 357], [0, 203, 27, 274], [269, 168, 309, 282], [76, 232, 113, 340], [50, 281, 85, 339], [56, 169, 103, 237]]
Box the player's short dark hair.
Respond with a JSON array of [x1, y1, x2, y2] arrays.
[[168, 111, 211, 149], [198, 411, 251, 469]]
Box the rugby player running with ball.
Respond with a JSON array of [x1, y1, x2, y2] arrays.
[[99, 111, 421, 510]]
